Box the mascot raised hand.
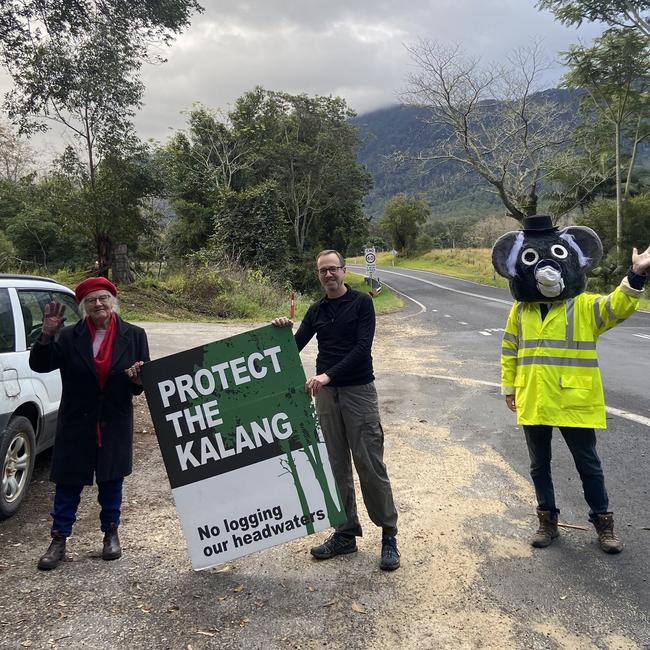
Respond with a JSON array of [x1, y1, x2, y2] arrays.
[[492, 214, 650, 554]]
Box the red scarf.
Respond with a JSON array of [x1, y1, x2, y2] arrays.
[[86, 313, 117, 447], [86, 312, 118, 388]]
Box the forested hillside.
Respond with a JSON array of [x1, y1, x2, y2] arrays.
[[352, 88, 582, 220]]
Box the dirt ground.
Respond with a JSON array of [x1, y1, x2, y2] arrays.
[[0, 314, 643, 650]]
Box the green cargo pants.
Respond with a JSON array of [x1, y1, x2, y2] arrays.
[[315, 382, 398, 537]]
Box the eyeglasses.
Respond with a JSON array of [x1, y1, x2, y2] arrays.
[[83, 294, 112, 305], [317, 266, 344, 276]]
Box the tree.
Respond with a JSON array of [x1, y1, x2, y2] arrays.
[[0, 121, 34, 182], [467, 215, 521, 248], [0, 171, 90, 269], [211, 182, 288, 274], [380, 195, 429, 254], [563, 29, 650, 257], [0, 0, 202, 274], [576, 193, 650, 287], [230, 88, 372, 256], [537, 1, 650, 38], [423, 216, 478, 249], [0, 2, 202, 43], [158, 106, 253, 257], [401, 40, 574, 222]]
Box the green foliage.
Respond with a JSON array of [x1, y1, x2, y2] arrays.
[[423, 216, 479, 249], [157, 93, 372, 291], [0, 2, 203, 47], [230, 88, 372, 256], [414, 233, 435, 256], [380, 195, 430, 255], [0, 230, 16, 270], [537, 1, 650, 35], [561, 29, 650, 246], [210, 182, 288, 275], [576, 193, 650, 284], [0, 0, 201, 273]]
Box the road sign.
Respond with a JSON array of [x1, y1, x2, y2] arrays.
[[364, 247, 376, 277]]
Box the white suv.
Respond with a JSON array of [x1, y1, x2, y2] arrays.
[[0, 275, 81, 519]]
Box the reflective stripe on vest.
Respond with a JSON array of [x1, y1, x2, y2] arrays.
[[517, 356, 598, 368]]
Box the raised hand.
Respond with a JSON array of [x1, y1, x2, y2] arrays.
[[41, 302, 66, 340], [632, 245, 650, 275]]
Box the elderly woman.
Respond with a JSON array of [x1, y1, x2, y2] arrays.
[[30, 277, 149, 570]]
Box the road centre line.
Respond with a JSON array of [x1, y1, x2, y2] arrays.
[[426, 374, 650, 429]]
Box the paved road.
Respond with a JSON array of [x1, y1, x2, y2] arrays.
[[351, 264, 650, 642]]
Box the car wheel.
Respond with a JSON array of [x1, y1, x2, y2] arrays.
[[0, 416, 36, 520]]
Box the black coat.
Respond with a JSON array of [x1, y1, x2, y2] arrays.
[[30, 316, 150, 485]]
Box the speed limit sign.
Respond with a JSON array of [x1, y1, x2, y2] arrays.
[[364, 247, 376, 277]]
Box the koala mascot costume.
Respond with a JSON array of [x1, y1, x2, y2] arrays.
[[492, 215, 650, 553]]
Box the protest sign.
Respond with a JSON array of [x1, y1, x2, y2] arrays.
[[140, 325, 345, 570]]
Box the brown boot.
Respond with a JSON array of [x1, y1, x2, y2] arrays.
[[531, 510, 559, 548], [102, 523, 122, 561], [592, 513, 623, 554], [37, 532, 67, 570]]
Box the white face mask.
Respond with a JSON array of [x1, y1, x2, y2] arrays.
[[535, 265, 565, 298]]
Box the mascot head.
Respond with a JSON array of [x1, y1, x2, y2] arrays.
[[492, 215, 603, 302]]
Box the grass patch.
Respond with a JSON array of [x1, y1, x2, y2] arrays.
[[349, 249, 650, 311]]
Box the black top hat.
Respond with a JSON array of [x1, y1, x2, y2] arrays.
[[522, 215, 558, 232]]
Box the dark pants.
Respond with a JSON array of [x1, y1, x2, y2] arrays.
[[315, 383, 398, 538], [523, 425, 609, 521], [51, 479, 123, 537]]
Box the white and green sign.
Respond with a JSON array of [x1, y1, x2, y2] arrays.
[[140, 325, 345, 571]]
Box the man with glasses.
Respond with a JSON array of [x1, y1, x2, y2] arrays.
[[274, 249, 400, 570]]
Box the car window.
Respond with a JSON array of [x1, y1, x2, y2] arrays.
[[52, 292, 81, 327], [17, 290, 81, 348], [0, 288, 15, 353], [17, 291, 51, 348]]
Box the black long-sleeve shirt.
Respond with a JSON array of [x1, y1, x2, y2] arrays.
[[295, 286, 375, 386]]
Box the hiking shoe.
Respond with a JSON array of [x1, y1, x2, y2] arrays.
[[310, 532, 357, 560], [380, 535, 400, 571], [592, 513, 623, 554], [531, 509, 559, 548]]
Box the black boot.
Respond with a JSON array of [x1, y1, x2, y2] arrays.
[[37, 532, 67, 570], [102, 523, 122, 561]]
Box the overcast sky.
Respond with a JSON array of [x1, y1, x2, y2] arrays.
[[1, 0, 604, 152]]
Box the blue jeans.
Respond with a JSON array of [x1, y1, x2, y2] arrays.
[[523, 425, 609, 521], [51, 479, 123, 537]]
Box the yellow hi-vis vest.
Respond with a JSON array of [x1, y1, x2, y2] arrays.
[[501, 278, 643, 428]]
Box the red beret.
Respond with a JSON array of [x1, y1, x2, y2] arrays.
[[75, 277, 118, 303]]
